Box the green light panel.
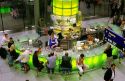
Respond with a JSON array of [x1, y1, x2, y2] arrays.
[[16, 47, 118, 71], [53, 0, 78, 16], [0, 7, 11, 14]]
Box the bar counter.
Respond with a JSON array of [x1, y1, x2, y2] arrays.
[[16, 23, 121, 71]]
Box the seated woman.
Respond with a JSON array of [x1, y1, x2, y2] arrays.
[[60, 52, 72, 73], [8, 43, 19, 61], [15, 49, 32, 72], [32, 48, 44, 72], [7, 44, 19, 66], [48, 32, 58, 49], [77, 54, 88, 79]]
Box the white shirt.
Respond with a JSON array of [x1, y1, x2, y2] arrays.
[[0, 36, 9, 46], [111, 69, 115, 80], [16, 50, 32, 63]]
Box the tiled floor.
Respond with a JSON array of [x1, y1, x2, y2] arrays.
[[0, 58, 125, 81]]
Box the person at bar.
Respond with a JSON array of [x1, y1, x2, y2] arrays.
[[87, 34, 94, 45], [46, 52, 57, 74], [8, 37, 14, 48], [103, 45, 113, 69], [48, 32, 58, 49], [61, 52, 72, 74], [77, 54, 87, 79], [15, 48, 32, 72], [33, 48, 44, 72], [0, 33, 10, 46]]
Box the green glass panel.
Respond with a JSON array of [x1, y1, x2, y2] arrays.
[[63, 1, 71, 8], [53, 0, 56, 6], [0, 8, 5, 13], [72, 0, 78, 8], [84, 57, 93, 69], [15, 46, 118, 71], [72, 59, 77, 69], [63, 9, 71, 16], [72, 8, 78, 15], [93, 56, 99, 65], [0, 7, 11, 14], [112, 47, 118, 55], [98, 54, 104, 67], [56, 8, 62, 16], [102, 53, 107, 62], [53, 0, 78, 16]]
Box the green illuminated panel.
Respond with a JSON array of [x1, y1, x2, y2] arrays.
[[72, 0, 78, 7], [63, 1, 71, 8], [55, 8, 62, 15], [72, 8, 78, 15], [53, 0, 78, 16], [16, 47, 118, 71], [85, 57, 93, 69], [0, 7, 11, 14], [72, 59, 77, 69], [112, 47, 118, 55], [53, 7, 56, 14], [63, 9, 71, 16], [54, 1, 63, 8]]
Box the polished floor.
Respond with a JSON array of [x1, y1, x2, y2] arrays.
[[0, 57, 125, 81]]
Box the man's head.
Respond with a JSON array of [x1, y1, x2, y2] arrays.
[[65, 52, 68, 56], [111, 64, 116, 70], [50, 52, 54, 56], [4, 33, 8, 38]]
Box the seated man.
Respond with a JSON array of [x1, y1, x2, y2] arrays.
[[60, 52, 72, 73], [48, 32, 58, 49]]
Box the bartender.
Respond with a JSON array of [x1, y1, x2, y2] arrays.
[[48, 32, 58, 49], [68, 28, 74, 39], [87, 34, 94, 45]]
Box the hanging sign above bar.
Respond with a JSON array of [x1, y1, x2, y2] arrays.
[[104, 28, 125, 50]]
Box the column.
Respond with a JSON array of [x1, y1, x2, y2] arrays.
[[34, 0, 40, 26]]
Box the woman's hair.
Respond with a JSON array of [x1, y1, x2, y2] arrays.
[[34, 51, 38, 56], [80, 54, 84, 58]]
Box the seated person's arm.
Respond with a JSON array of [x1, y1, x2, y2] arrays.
[[15, 54, 23, 62], [51, 39, 58, 48]]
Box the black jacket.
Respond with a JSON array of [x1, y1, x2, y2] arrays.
[[104, 68, 115, 81], [32, 52, 40, 67], [61, 56, 72, 68], [104, 48, 112, 57]]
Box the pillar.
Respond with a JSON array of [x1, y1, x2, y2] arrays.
[[34, 0, 40, 26]]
